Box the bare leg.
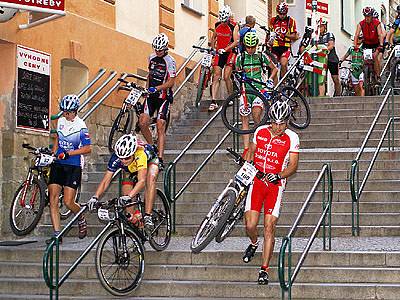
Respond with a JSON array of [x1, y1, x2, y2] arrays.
[[122, 183, 135, 216], [211, 66, 222, 101], [332, 75, 341, 96], [156, 119, 166, 159], [245, 210, 260, 245], [280, 57, 289, 79], [139, 113, 153, 144], [224, 65, 234, 95], [262, 214, 278, 268], [48, 184, 62, 232], [145, 164, 159, 214], [63, 187, 80, 214], [241, 115, 250, 150]]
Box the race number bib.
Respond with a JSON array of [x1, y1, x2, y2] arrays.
[[98, 208, 114, 221], [394, 45, 400, 58], [35, 153, 54, 167], [201, 53, 213, 67], [235, 162, 258, 186], [363, 49, 373, 60], [340, 68, 350, 81], [126, 88, 142, 105]]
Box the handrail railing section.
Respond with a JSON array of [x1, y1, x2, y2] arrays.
[[278, 163, 333, 300], [349, 87, 396, 236]]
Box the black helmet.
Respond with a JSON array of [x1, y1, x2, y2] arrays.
[[397, 5, 400, 13]]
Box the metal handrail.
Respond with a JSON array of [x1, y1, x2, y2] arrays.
[[349, 88, 395, 236], [43, 169, 122, 299], [173, 60, 202, 97], [51, 69, 108, 120], [278, 163, 333, 300], [176, 36, 207, 76], [380, 47, 395, 95]]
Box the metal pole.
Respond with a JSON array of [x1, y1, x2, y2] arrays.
[[173, 60, 202, 98], [176, 36, 207, 76], [82, 73, 128, 121]]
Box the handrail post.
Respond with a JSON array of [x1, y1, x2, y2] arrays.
[[391, 88, 395, 150], [322, 172, 326, 250], [328, 165, 332, 250], [55, 239, 60, 299], [356, 163, 360, 236], [172, 164, 177, 233], [288, 237, 292, 300]]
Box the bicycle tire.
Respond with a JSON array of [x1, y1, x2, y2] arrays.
[[390, 60, 400, 90], [215, 194, 245, 243], [108, 109, 134, 153], [96, 226, 145, 296], [190, 189, 236, 254], [221, 90, 270, 134], [59, 186, 80, 220], [9, 177, 46, 236], [280, 86, 311, 129], [364, 66, 373, 96], [196, 66, 207, 107], [148, 189, 172, 251]]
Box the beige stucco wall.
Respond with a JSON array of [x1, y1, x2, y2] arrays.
[[115, 0, 159, 45], [174, 0, 209, 57]]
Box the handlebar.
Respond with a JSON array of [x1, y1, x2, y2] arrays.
[[117, 78, 149, 94], [226, 148, 266, 180], [22, 143, 52, 155], [192, 45, 217, 55], [125, 73, 147, 82]]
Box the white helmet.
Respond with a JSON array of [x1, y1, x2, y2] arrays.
[[152, 33, 169, 51], [218, 5, 231, 22], [114, 134, 137, 159], [0, 6, 18, 23], [268, 101, 291, 124], [59, 94, 80, 111]]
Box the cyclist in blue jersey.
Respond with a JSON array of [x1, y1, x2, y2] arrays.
[[139, 33, 176, 171], [87, 134, 160, 232], [388, 6, 400, 46], [238, 15, 256, 53], [47, 94, 91, 244]]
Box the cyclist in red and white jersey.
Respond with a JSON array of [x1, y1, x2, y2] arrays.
[[209, 5, 239, 111], [269, 2, 299, 79], [354, 6, 385, 81], [242, 101, 299, 285]]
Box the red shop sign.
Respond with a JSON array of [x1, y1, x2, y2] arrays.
[[0, 0, 65, 14], [306, 0, 328, 15]]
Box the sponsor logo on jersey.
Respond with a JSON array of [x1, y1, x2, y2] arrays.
[[272, 139, 286, 146]]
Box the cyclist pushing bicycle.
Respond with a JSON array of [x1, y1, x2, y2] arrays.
[[242, 101, 299, 285], [236, 31, 277, 158], [87, 134, 160, 234]]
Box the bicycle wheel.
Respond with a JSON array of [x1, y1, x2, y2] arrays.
[[221, 90, 270, 134], [364, 66, 373, 96], [280, 86, 311, 129], [9, 178, 46, 236], [148, 189, 171, 251], [59, 186, 80, 220], [96, 226, 145, 296], [108, 109, 134, 153], [196, 66, 208, 107], [390, 61, 400, 92], [215, 194, 245, 243], [190, 189, 236, 253]]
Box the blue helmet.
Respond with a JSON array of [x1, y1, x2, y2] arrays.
[[60, 94, 79, 111]]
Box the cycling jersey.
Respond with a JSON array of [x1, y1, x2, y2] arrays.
[[391, 18, 400, 44], [316, 32, 339, 63], [344, 46, 364, 78], [107, 144, 157, 174], [252, 125, 299, 187], [214, 20, 237, 51], [148, 53, 176, 100], [360, 18, 381, 46], [55, 116, 91, 167], [269, 16, 297, 48]]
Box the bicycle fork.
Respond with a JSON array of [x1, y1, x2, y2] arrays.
[[19, 171, 37, 209], [207, 180, 238, 219]]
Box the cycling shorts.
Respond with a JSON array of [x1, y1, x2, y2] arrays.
[[143, 95, 171, 121], [328, 61, 339, 76], [239, 93, 264, 117], [213, 52, 236, 69], [121, 157, 159, 186], [363, 43, 379, 50], [48, 163, 82, 190], [245, 177, 284, 217], [351, 72, 364, 85], [271, 46, 291, 60]]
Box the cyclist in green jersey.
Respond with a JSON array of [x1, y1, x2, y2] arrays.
[[340, 33, 365, 96], [236, 31, 277, 157]]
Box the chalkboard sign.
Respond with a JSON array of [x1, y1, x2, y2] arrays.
[[16, 45, 51, 132]]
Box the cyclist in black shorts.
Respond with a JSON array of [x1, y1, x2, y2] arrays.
[[139, 33, 176, 170]]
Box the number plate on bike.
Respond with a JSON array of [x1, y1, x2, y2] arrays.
[[125, 88, 142, 105], [394, 45, 400, 58], [98, 208, 114, 221], [235, 162, 258, 186], [201, 53, 213, 67], [363, 49, 373, 60], [35, 153, 54, 167]]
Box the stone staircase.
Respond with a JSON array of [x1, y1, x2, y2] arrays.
[[1, 95, 400, 299]]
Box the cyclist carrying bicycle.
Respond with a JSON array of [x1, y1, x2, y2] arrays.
[[236, 31, 277, 158], [87, 134, 160, 233], [269, 2, 299, 79], [242, 101, 299, 285], [47, 94, 91, 244], [354, 6, 385, 82], [340, 33, 365, 96], [209, 5, 239, 112], [139, 33, 176, 170]]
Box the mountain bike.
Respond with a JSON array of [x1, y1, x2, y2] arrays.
[[108, 75, 170, 153], [191, 148, 267, 253], [95, 189, 171, 296], [362, 48, 381, 96], [221, 71, 311, 134], [9, 143, 80, 236], [390, 44, 400, 91], [339, 60, 354, 96], [192, 45, 215, 107]]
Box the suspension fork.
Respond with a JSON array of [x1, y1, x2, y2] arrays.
[[19, 170, 35, 207]]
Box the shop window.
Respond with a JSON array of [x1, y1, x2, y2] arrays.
[[181, 0, 203, 16]]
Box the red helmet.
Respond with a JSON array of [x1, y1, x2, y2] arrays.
[[276, 2, 288, 15], [362, 6, 374, 17]]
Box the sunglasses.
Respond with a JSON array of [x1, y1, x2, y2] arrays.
[[120, 156, 133, 161]]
